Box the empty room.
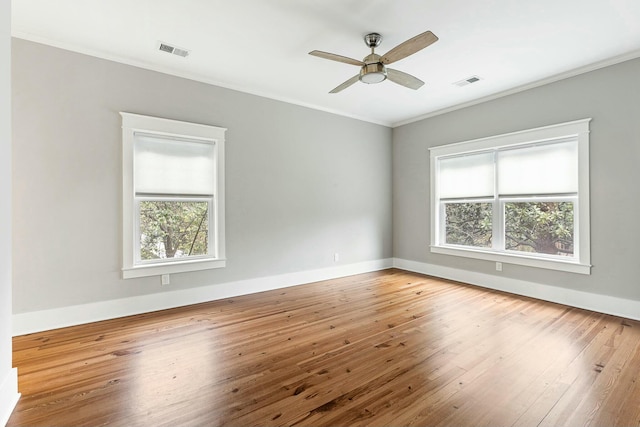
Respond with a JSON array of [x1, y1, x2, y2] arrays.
[[2, 1, 640, 426]]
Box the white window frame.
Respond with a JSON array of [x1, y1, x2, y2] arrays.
[[121, 112, 226, 279], [430, 119, 591, 274]]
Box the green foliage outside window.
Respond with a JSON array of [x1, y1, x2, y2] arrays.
[[445, 201, 574, 256], [139, 200, 209, 260], [505, 202, 574, 256], [445, 203, 493, 248]]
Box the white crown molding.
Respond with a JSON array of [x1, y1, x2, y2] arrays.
[[392, 49, 640, 128], [17, 32, 639, 130], [10, 32, 392, 128], [393, 258, 640, 321], [13, 258, 393, 336]]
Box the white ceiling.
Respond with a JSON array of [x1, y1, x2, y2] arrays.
[[11, 0, 640, 127]]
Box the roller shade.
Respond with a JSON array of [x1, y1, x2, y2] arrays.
[[134, 133, 215, 195], [497, 140, 577, 195], [438, 152, 494, 199]]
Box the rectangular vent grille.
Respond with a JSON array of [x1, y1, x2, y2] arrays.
[[453, 75, 482, 87], [172, 48, 190, 57], [159, 43, 174, 54], [158, 42, 190, 58]]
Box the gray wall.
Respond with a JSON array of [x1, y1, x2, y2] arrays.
[[393, 57, 640, 301], [12, 38, 392, 314], [13, 35, 640, 317]]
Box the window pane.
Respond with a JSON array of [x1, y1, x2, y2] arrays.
[[135, 134, 215, 195], [139, 200, 209, 260], [439, 152, 494, 198], [497, 141, 577, 195], [505, 202, 574, 256], [445, 203, 493, 248]]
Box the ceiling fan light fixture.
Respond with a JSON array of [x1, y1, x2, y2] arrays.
[[359, 63, 387, 84]]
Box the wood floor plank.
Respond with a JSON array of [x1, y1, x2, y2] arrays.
[[8, 269, 640, 426]]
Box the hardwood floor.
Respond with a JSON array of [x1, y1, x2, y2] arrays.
[[8, 269, 640, 426]]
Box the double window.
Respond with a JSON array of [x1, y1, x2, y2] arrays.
[[121, 113, 226, 278], [430, 119, 591, 274]]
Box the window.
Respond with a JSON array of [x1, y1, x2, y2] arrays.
[[430, 119, 591, 274], [121, 113, 226, 278]]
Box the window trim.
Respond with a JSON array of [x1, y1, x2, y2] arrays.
[[429, 119, 591, 275], [121, 112, 226, 279]]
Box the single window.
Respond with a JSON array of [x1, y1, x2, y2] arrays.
[[430, 119, 591, 274], [121, 113, 226, 278]]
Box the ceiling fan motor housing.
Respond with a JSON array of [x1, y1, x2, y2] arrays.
[[359, 31, 388, 85], [360, 62, 387, 84]]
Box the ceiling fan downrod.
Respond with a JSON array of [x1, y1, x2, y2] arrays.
[[360, 33, 386, 84]]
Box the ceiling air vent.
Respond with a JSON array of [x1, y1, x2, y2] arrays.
[[158, 42, 190, 58], [453, 75, 482, 87]]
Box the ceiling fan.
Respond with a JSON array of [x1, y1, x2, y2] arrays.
[[309, 30, 438, 93]]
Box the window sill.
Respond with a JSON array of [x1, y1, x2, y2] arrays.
[[122, 258, 226, 279], [430, 245, 591, 275]]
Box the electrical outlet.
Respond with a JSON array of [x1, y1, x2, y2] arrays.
[[496, 262, 503, 272], [161, 274, 170, 286]]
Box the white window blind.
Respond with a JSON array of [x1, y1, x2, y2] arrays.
[[134, 133, 215, 195], [497, 140, 577, 195], [438, 152, 494, 199]]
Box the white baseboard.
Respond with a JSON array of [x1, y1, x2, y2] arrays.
[[0, 368, 19, 426], [13, 258, 393, 336], [393, 258, 640, 321], [16, 257, 636, 336]]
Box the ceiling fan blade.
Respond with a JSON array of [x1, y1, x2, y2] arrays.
[[386, 68, 425, 90], [329, 75, 360, 93], [309, 50, 365, 66], [380, 31, 438, 65]]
